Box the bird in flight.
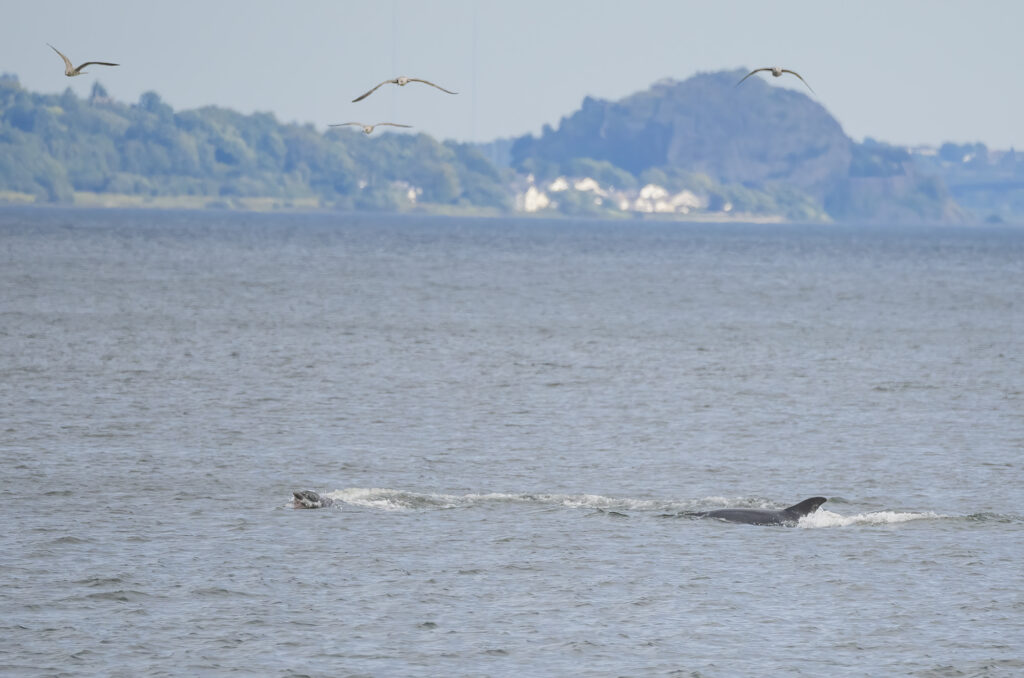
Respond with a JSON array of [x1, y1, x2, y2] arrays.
[[329, 122, 413, 135], [352, 76, 457, 103], [736, 67, 814, 94], [47, 44, 118, 77]]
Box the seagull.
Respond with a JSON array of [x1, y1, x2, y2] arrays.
[[352, 76, 457, 103], [47, 44, 118, 77], [736, 67, 814, 94], [329, 122, 413, 135]]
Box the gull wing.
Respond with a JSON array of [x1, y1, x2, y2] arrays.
[[352, 79, 397, 103], [328, 122, 363, 127], [76, 61, 119, 69], [374, 123, 412, 128], [781, 69, 815, 94], [735, 67, 771, 87], [407, 78, 457, 95], [47, 44, 74, 72]]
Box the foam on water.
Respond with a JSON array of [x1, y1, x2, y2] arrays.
[[799, 509, 946, 528], [326, 488, 736, 513]]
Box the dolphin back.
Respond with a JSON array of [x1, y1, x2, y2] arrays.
[[784, 496, 827, 518]]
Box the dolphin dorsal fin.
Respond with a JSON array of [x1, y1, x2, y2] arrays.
[[785, 497, 827, 517]]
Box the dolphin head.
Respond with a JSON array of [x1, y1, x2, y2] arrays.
[[293, 490, 331, 509]]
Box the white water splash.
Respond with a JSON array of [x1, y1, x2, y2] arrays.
[[325, 488, 721, 513], [799, 509, 946, 528], [326, 487, 458, 510]]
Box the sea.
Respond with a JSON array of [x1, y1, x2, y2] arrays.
[[1, 207, 1022, 677]]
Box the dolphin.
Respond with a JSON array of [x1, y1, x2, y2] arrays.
[[292, 490, 334, 509], [692, 497, 827, 526]]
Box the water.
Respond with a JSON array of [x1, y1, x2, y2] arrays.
[[1, 207, 1022, 677]]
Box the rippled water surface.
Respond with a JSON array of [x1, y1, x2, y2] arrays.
[[1, 208, 1022, 677]]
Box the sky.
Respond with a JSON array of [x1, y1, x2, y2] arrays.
[[2, 0, 1022, 148]]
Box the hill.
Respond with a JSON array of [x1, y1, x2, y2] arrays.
[[509, 69, 968, 223]]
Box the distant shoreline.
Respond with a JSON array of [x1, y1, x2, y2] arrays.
[[3, 194, 1019, 227], [0, 191, 794, 224]]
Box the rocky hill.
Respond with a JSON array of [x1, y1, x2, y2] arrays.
[[510, 69, 968, 223]]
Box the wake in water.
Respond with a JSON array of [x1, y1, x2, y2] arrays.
[[319, 487, 687, 512], [290, 488, 973, 527], [798, 509, 945, 528]]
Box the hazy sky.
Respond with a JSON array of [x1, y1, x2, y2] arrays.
[[3, 0, 1022, 148]]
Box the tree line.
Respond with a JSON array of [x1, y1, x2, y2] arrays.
[[0, 75, 511, 210]]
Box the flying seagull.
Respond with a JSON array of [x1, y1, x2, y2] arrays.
[[352, 76, 457, 103], [329, 122, 413, 135], [736, 67, 814, 94], [48, 44, 118, 77]]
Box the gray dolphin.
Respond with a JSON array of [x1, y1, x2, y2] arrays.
[[692, 497, 827, 526], [293, 490, 334, 509]]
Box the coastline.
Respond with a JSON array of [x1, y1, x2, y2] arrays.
[[0, 191, 794, 224]]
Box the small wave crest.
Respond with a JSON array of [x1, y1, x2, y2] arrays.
[[325, 488, 710, 513], [327, 487, 469, 510], [799, 509, 945, 528]]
